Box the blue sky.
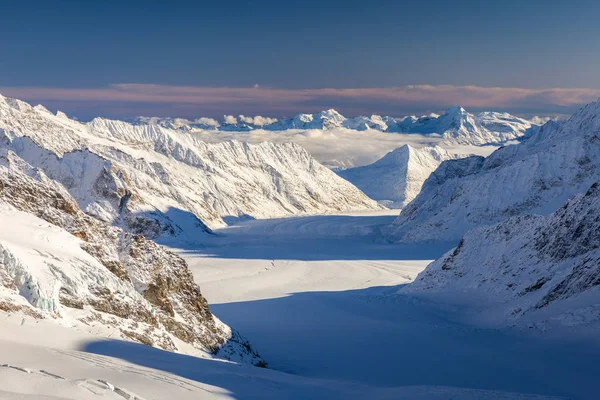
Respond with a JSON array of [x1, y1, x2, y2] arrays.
[[1, 0, 599, 118]]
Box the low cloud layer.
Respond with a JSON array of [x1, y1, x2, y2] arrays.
[[1, 84, 599, 119], [190, 128, 495, 169]]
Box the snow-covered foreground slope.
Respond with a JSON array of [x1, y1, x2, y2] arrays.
[[338, 145, 461, 208], [0, 149, 262, 365], [391, 100, 600, 243], [404, 182, 600, 330], [0, 313, 565, 400], [0, 94, 379, 240], [1, 210, 597, 399]]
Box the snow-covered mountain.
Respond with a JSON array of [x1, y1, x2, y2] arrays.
[[390, 100, 600, 243], [0, 94, 379, 241], [0, 148, 263, 365], [262, 109, 346, 130], [398, 106, 538, 145], [131, 116, 221, 131], [337, 145, 461, 208], [131, 107, 541, 146], [403, 182, 600, 330]]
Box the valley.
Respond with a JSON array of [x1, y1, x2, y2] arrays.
[[2, 3, 598, 399], [0, 94, 598, 399], [179, 212, 599, 399], [3, 211, 598, 399]]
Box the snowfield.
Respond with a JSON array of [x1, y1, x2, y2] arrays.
[[173, 212, 597, 400], [3, 211, 594, 399]]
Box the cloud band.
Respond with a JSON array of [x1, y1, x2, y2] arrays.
[[1, 84, 598, 117]]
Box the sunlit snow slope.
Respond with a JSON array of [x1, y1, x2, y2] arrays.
[[338, 145, 461, 208], [0, 94, 379, 243], [392, 100, 600, 243]]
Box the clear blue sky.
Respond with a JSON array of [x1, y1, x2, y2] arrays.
[[1, 0, 599, 118]]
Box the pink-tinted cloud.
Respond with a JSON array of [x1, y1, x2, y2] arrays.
[[1, 84, 599, 117]]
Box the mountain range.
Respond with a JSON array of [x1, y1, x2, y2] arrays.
[[0, 146, 263, 365], [390, 100, 600, 243], [131, 106, 542, 146], [404, 180, 600, 331], [0, 94, 379, 243]]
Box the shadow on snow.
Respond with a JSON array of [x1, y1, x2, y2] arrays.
[[83, 285, 600, 400], [178, 214, 457, 261]]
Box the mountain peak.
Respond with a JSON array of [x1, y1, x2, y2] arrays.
[[0, 94, 32, 112], [441, 106, 469, 119], [445, 105, 467, 115], [321, 108, 344, 117]]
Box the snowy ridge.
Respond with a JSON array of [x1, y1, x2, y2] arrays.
[[0, 129, 213, 241], [404, 182, 600, 330], [397, 106, 537, 145], [132, 106, 541, 146], [0, 94, 380, 239], [390, 100, 600, 243], [0, 149, 263, 365], [337, 144, 461, 208]]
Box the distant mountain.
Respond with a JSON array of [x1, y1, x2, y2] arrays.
[[397, 106, 538, 145], [338, 145, 461, 208], [131, 107, 542, 146], [265, 109, 347, 130], [0, 94, 380, 242], [390, 99, 600, 243], [403, 182, 600, 330]]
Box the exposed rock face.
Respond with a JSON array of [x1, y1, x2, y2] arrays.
[[403, 182, 600, 329], [0, 149, 264, 365], [390, 101, 600, 243]]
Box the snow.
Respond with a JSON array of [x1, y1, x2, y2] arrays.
[[0, 149, 264, 364], [404, 181, 600, 332], [0, 202, 139, 315], [128, 106, 537, 169], [338, 145, 462, 208], [168, 212, 596, 399], [2, 211, 587, 399], [0, 94, 380, 240], [396, 106, 539, 145], [391, 100, 600, 243], [0, 312, 566, 400], [1, 93, 599, 399], [135, 107, 541, 148]]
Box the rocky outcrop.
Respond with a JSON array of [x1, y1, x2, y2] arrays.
[[0, 149, 264, 365]]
